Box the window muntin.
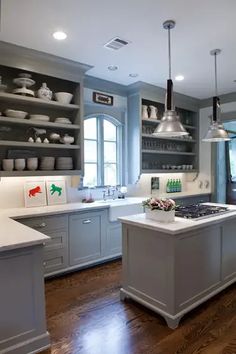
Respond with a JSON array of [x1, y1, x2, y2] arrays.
[[84, 115, 121, 187]]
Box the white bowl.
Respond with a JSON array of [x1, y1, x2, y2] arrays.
[[5, 109, 28, 119], [29, 114, 50, 122], [2, 159, 14, 171], [54, 92, 73, 104]]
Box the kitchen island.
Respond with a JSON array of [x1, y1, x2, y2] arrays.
[[119, 204, 236, 329]]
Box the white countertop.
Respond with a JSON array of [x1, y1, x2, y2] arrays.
[[119, 203, 236, 235], [0, 197, 144, 252], [0, 195, 215, 252]]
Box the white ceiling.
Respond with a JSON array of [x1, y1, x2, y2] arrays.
[[1, 0, 236, 99]]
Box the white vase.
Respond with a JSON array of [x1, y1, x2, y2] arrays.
[[37, 82, 52, 101], [142, 105, 149, 119], [145, 209, 175, 223], [149, 105, 158, 119]]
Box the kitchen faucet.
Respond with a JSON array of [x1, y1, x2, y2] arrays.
[[102, 186, 118, 201]]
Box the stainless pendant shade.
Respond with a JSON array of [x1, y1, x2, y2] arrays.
[[154, 110, 188, 137], [202, 49, 230, 142], [202, 121, 230, 142], [153, 20, 188, 137]]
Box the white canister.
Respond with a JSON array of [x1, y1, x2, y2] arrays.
[[15, 158, 26, 171], [2, 159, 14, 171], [27, 158, 38, 171]]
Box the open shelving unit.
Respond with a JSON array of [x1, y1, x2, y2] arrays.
[[0, 63, 86, 176], [127, 88, 199, 183]]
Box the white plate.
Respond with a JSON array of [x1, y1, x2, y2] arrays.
[[29, 115, 50, 122]]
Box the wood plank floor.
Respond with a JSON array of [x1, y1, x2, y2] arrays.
[[42, 260, 236, 354]]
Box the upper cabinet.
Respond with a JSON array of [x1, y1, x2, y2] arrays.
[[127, 83, 200, 184], [0, 42, 91, 177]]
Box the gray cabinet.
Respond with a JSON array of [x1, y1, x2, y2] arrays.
[[0, 245, 50, 353], [127, 83, 199, 183], [19, 214, 69, 275], [18, 208, 122, 277], [0, 41, 92, 177], [222, 219, 236, 281], [69, 210, 106, 266], [106, 222, 122, 256]]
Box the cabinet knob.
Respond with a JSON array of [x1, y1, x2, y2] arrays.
[[36, 222, 47, 228], [43, 262, 47, 266], [43, 242, 46, 246], [83, 219, 91, 224]]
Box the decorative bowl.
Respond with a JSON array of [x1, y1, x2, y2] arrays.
[[54, 92, 73, 104], [29, 114, 50, 122], [5, 109, 28, 119], [60, 134, 74, 145]]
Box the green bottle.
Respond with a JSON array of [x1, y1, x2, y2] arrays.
[[179, 179, 182, 192], [166, 179, 170, 193], [173, 179, 176, 193], [169, 179, 173, 193]]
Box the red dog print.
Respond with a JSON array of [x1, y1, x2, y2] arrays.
[[29, 186, 42, 197]]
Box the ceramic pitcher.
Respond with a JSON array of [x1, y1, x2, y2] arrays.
[[142, 105, 149, 119], [149, 105, 158, 119]]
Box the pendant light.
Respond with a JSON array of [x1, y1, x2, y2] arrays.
[[202, 49, 230, 142], [153, 20, 188, 137]]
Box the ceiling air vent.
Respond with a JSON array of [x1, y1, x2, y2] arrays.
[[104, 37, 129, 51]]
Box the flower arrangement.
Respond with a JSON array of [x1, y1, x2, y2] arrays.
[[143, 197, 176, 212]]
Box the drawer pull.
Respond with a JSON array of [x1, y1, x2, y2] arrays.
[[83, 219, 91, 224], [35, 222, 47, 228], [43, 242, 46, 246]]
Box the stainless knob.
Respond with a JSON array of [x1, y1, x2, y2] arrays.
[[83, 219, 91, 224], [36, 222, 47, 228]]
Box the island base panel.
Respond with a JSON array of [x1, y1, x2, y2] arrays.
[[121, 221, 236, 329]]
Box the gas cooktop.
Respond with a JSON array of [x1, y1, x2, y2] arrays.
[[175, 204, 230, 220]]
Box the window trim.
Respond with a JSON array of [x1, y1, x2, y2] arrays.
[[84, 114, 123, 187]]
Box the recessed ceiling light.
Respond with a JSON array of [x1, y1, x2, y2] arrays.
[[53, 31, 67, 40], [175, 75, 184, 81], [108, 65, 118, 71], [129, 73, 139, 78]]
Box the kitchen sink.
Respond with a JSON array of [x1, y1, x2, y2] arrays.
[[96, 197, 144, 221]]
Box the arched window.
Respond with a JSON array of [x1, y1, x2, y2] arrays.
[[83, 114, 122, 187]]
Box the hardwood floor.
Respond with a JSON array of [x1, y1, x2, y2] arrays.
[[42, 260, 236, 354]]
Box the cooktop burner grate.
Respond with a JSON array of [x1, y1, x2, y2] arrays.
[[175, 204, 230, 220]]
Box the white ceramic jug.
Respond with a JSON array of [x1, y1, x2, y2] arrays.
[[142, 105, 149, 119], [149, 105, 158, 119]]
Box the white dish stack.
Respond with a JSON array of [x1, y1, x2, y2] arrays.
[[56, 157, 73, 170], [39, 157, 55, 170]]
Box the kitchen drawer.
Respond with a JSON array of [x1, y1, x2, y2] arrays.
[[43, 249, 68, 275], [19, 214, 68, 233], [43, 230, 68, 252]]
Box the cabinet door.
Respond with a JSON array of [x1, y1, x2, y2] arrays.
[[43, 249, 68, 276], [107, 223, 122, 256], [69, 211, 105, 266], [222, 220, 236, 280]]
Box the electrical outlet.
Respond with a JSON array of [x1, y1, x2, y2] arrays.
[[198, 180, 203, 189]]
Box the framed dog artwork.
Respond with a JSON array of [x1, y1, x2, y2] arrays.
[[46, 180, 67, 205], [24, 181, 47, 208]]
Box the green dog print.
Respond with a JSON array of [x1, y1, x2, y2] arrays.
[[50, 184, 62, 196]]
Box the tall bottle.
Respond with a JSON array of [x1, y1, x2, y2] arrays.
[[166, 179, 170, 193], [179, 179, 182, 192]]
